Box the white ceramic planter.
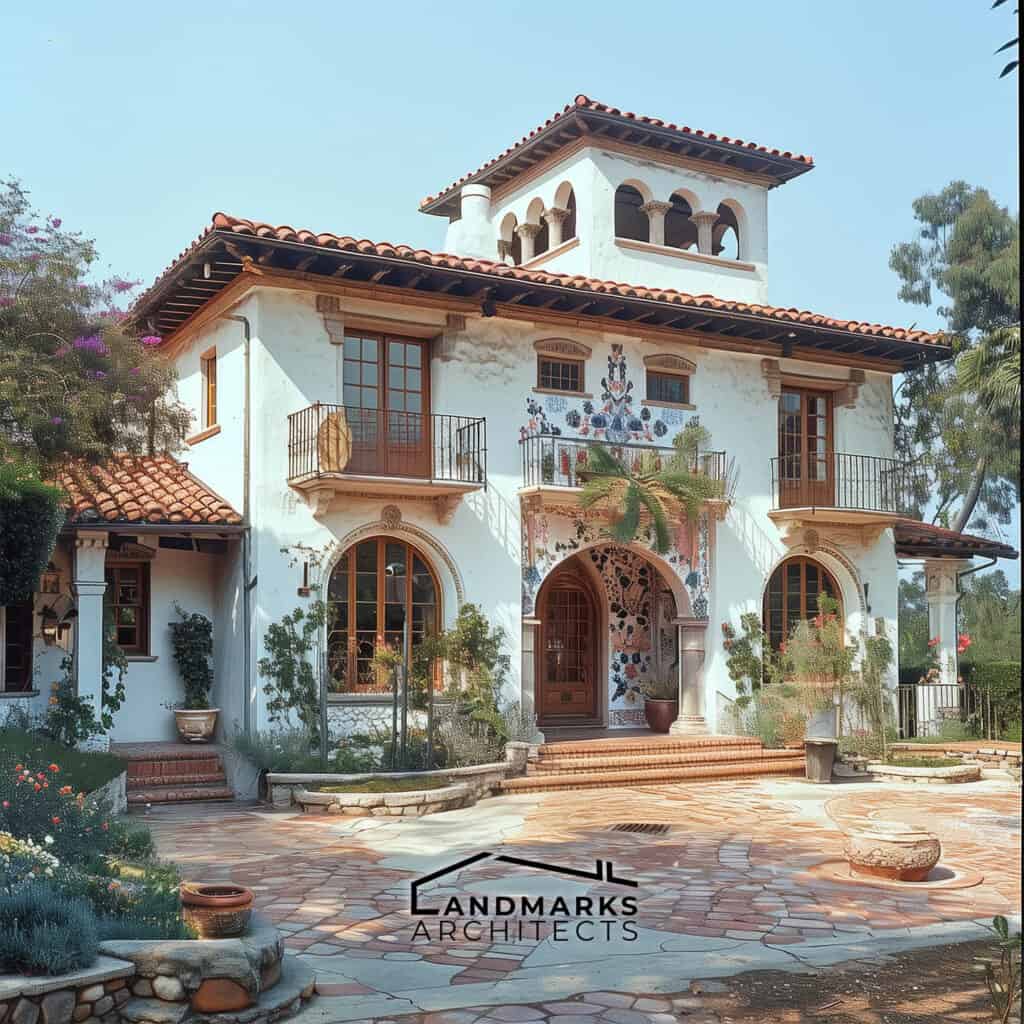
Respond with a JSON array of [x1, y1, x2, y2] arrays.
[[843, 821, 942, 881], [173, 707, 220, 743]]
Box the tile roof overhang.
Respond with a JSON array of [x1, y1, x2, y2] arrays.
[[129, 214, 951, 371], [419, 95, 815, 217], [894, 520, 1019, 561], [58, 455, 244, 531]]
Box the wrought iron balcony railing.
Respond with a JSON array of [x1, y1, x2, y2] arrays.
[[520, 434, 727, 489], [288, 404, 487, 487], [770, 452, 919, 515]]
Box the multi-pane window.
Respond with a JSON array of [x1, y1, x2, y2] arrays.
[[201, 350, 217, 428], [105, 563, 150, 655], [763, 557, 841, 653], [538, 357, 583, 393], [1, 601, 34, 692], [646, 370, 690, 406], [326, 537, 438, 695]]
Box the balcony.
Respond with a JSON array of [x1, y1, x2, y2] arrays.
[[769, 452, 921, 538], [519, 434, 728, 517], [288, 404, 487, 520]]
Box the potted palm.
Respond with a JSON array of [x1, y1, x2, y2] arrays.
[[169, 604, 218, 742], [640, 677, 679, 733]]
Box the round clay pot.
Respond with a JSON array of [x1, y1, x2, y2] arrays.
[[643, 698, 679, 734], [180, 882, 254, 938], [173, 707, 219, 743], [843, 822, 942, 882]]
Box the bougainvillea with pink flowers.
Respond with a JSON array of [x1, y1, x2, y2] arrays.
[[0, 178, 190, 473]]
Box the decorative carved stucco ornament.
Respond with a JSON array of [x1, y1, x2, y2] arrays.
[[761, 358, 783, 398], [836, 370, 866, 409], [381, 504, 402, 529], [533, 337, 592, 359], [304, 487, 334, 518], [643, 353, 696, 375], [315, 294, 345, 345], [804, 528, 820, 553], [434, 494, 461, 525]]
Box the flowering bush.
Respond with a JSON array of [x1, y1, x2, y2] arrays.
[[0, 831, 60, 893]]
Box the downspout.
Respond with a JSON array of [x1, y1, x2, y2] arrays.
[[224, 314, 254, 738]]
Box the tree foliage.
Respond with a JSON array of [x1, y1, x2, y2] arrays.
[[889, 182, 1020, 532], [0, 179, 189, 474], [0, 463, 64, 604]]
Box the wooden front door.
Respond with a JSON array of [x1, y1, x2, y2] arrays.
[[343, 332, 430, 478], [778, 388, 834, 508], [537, 567, 598, 722]]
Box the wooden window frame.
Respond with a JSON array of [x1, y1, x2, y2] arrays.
[[645, 369, 691, 408], [105, 562, 151, 656], [536, 356, 585, 395], [1, 600, 35, 693], [326, 537, 441, 698], [200, 348, 217, 429], [762, 556, 842, 653]]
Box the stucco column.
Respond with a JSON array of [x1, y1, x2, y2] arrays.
[[542, 207, 569, 249], [924, 559, 971, 687], [692, 211, 719, 255], [72, 531, 109, 751], [670, 618, 709, 735], [516, 223, 542, 263], [640, 201, 672, 246], [521, 618, 545, 742]]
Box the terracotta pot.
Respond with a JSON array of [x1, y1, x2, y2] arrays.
[[843, 822, 942, 882], [180, 882, 254, 937], [644, 698, 679, 734], [173, 707, 219, 743]]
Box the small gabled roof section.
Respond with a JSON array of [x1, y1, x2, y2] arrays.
[[59, 455, 243, 528], [894, 520, 1019, 561], [419, 94, 815, 217]]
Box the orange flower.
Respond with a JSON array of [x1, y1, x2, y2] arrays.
[[59, 785, 72, 795], [48, 764, 59, 773], [49, 697, 59, 706], [14, 764, 22, 771], [33, 783, 41, 792]]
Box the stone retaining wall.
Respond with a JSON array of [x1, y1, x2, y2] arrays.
[[865, 762, 982, 784], [266, 759, 513, 810], [0, 917, 313, 1024], [296, 781, 474, 816], [888, 744, 1022, 769]]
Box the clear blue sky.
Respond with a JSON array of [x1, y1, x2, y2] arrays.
[[3, 0, 1019, 578]]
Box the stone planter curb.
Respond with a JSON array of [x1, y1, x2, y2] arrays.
[[296, 782, 474, 816], [866, 762, 982, 784], [0, 958, 135, 1001]]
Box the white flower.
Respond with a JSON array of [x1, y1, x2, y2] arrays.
[[44, 835, 54, 845]]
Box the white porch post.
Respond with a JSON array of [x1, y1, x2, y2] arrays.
[[72, 531, 109, 750], [670, 618, 709, 735], [924, 559, 970, 686], [521, 618, 545, 742]]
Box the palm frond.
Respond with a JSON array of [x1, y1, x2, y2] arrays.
[[578, 473, 620, 509], [635, 486, 671, 553], [609, 483, 641, 544], [579, 443, 629, 478]]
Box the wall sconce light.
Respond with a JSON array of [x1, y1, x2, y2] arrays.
[[40, 605, 60, 645], [863, 582, 871, 614], [297, 561, 311, 598], [39, 564, 61, 595]]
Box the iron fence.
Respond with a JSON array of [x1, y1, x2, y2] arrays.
[[770, 452, 920, 513]]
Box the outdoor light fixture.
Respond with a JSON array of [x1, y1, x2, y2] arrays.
[[203, 261, 212, 280], [863, 582, 871, 613], [38, 563, 61, 595], [40, 605, 60, 645]]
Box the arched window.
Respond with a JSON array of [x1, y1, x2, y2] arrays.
[[526, 198, 548, 259], [499, 213, 521, 265], [562, 188, 577, 242], [713, 202, 741, 260], [614, 184, 649, 241], [664, 194, 697, 250], [326, 537, 439, 694], [763, 557, 841, 652]]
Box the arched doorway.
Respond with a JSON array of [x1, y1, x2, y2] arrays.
[[326, 536, 440, 695], [536, 561, 601, 722], [762, 555, 842, 651]]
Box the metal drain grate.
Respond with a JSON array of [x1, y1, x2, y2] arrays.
[[609, 823, 671, 835]]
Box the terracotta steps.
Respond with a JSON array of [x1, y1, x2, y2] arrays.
[[501, 734, 805, 793], [114, 742, 234, 807]]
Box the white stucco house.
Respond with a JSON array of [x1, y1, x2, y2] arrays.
[[3, 95, 1015, 754]]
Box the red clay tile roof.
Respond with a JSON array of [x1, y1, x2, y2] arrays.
[[894, 520, 1019, 561], [419, 94, 815, 211], [173, 213, 940, 346], [58, 455, 242, 527]]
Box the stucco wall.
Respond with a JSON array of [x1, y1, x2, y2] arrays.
[[155, 282, 900, 739]]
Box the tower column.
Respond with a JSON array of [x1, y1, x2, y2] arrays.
[[670, 618, 709, 735], [692, 211, 719, 255], [641, 200, 672, 246], [516, 223, 542, 263], [542, 207, 569, 249]]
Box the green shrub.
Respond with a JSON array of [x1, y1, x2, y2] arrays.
[[972, 661, 1022, 734], [0, 464, 65, 605], [169, 605, 214, 710], [107, 820, 155, 861], [0, 883, 98, 975], [0, 728, 126, 793]]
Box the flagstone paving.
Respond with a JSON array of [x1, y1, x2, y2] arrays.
[[144, 775, 1020, 1022]]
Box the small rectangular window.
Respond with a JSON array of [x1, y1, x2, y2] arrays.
[[104, 563, 150, 655], [1, 601, 34, 693], [646, 371, 690, 406], [538, 357, 583, 394], [201, 350, 217, 428]]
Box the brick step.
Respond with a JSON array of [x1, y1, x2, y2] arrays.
[[535, 735, 762, 758], [126, 782, 235, 805], [531, 747, 803, 775], [127, 770, 227, 789], [502, 758, 805, 793]]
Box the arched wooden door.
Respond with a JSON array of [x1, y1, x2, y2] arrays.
[[537, 565, 599, 723]]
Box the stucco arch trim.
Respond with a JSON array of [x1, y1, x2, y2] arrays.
[[762, 545, 868, 644], [318, 517, 465, 626]]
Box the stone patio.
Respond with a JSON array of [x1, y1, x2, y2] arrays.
[[144, 775, 1021, 1023]]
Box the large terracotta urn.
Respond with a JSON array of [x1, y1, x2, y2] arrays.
[[643, 698, 679, 734], [180, 882, 254, 938], [843, 821, 942, 882], [173, 707, 219, 743]]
